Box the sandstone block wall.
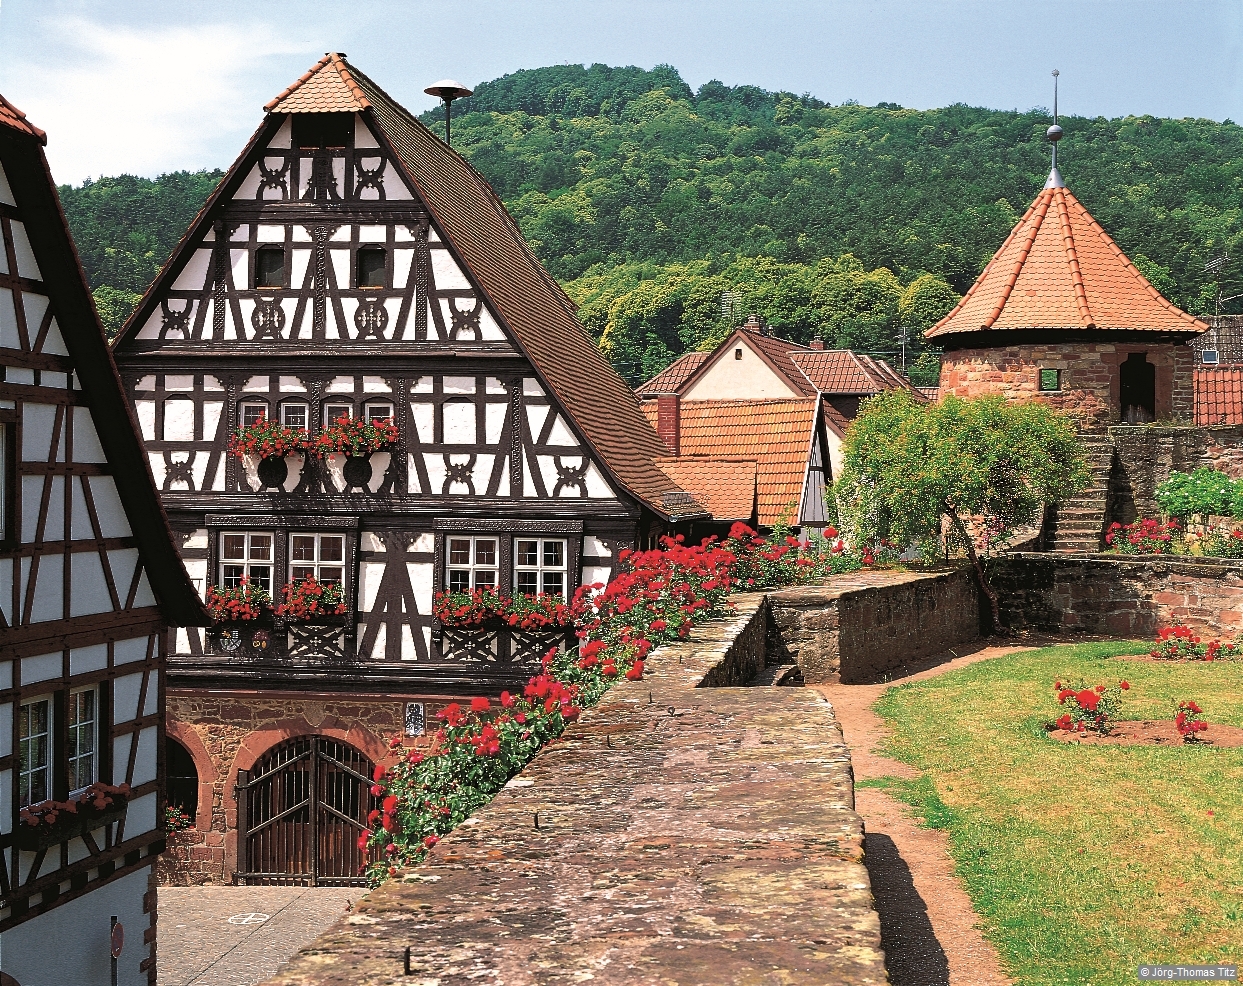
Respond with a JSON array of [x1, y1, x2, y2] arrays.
[[940, 341, 1194, 427], [990, 553, 1243, 637], [1109, 424, 1243, 523], [767, 567, 981, 684]]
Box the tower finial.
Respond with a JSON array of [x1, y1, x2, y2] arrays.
[[1045, 69, 1065, 189]]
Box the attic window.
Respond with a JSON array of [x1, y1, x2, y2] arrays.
[[293, 113, 353, 149], [255, 246, 285, 289], [734, 348, 743, 361], [356, 247, 387, 289]]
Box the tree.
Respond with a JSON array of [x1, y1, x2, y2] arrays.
[[92, 286, 141, 340], [832, 391, 1088, 629]]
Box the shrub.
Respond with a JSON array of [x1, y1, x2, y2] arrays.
[[1175, 700, 1209, 742], [1105, 518, 1180, 554], [1199, 526, 1243, 559], [1155, 468, 1236, 520], [314, 416, 399, 457], [1150, 625, 1241, 661], [1052, 678, 1127, 734], [227, 416, 311, 459], [277, 578, 346, 620], [205, 579, 271, 621]]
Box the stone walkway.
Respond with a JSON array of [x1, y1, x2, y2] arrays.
[[159, 887, 356, 986], [814, 642, 1033, 986]]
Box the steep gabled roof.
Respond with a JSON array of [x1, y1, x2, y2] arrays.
[[655, 457, 757, 522], [643, 398, 819, 526], [790, 349, 923, 398], [0, 93, 45, 143], [265, 52, 371, 113], [637, 351, 709, 397], [0, 100, 202, 625], [928, 181, 1207, 340]]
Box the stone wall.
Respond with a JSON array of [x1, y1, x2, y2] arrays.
[[989, 552, 1243, 637], [767, 567, 981, 684], [261, 595, 884, 986], [1108, 424, 1243, 523], [939, 341, 1195, 428]]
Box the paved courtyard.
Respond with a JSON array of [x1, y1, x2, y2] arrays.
[[159, 886, 358, 986]]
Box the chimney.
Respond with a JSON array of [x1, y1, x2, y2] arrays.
[[655, 394, 680, 455], [745, 313, 764, 335], [810, 336, 825, 350]]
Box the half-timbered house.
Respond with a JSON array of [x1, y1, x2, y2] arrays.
[[111, 54, 706, 886], [0, 94, 203, 985]]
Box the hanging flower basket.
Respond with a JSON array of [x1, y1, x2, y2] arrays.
[[277, 577, 348, 623], [227, 416, 311, 460], [17, 783, 131, 851], [313, 416, 399, 458], [206, 579, 272, 622]]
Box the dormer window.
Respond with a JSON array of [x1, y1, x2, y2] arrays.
[[255, 246, 285, 289], [356, 247, 387, 289]]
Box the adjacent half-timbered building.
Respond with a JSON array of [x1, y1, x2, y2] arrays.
[[0, 95, 203, 984], [112, 54, 705, 886]]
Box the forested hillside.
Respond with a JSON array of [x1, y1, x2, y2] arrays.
[[63, 62, 1243, 385]]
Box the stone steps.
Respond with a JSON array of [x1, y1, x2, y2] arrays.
[[1046, 436, 1115, 551]]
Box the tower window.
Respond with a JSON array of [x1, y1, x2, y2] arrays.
[[255, 246, 285, 289], [1038, 369, 1061, 392], [356, 247, 387, 289]]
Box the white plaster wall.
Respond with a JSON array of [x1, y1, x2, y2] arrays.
[[0, 161, 14, 206], [0, 866, 152, 986], [9, 220, 41, 279], [682, 340, 803, 400]]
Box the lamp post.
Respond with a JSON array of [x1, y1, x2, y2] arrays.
[[423, 79, 473, 147]]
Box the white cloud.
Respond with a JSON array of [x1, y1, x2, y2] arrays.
[[9, 17, 310, 184]]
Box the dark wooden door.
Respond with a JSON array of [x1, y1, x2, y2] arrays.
[[235, 736, 373, 886]]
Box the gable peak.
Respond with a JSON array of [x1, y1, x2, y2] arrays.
[[265, 52, 371, 114]]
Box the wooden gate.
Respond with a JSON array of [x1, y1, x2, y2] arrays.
[[235, 736, 373, 886]]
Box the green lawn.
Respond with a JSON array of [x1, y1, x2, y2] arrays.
[[867, 641, 1243, 986]]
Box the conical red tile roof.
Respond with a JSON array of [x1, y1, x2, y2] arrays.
[[927, 180, 1206, 340]]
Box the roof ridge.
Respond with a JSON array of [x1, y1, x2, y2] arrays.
[[0, 92, 47, 143], [985, 188, 1053, 328], [1054, 187, 1094, 327]]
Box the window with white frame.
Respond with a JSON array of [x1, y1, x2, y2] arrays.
[[514, 538, 568, 596], [240, 401, 269, 427], [291, 533, 345, 584], [19, 697, 51, 807], [446, 536, 497, 592], [68, 687, 97, 792], [364, 400, 394, 424], [323, 401, 353, 427], [280, 402, 309, 429], [220, 532, 274, 592]]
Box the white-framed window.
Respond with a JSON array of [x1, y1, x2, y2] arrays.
[[280, 402, 309, 429], [220, 531, 274, 592], [240, 401, 269, 427], [291, 533, 345, 584], [68, 687, 97, 793], [323, 402, 353, 427], [514, 538, 567, 596], [364, 401, 394, 424], [446, 536, 497, 592], [19, 696, 52, 807]]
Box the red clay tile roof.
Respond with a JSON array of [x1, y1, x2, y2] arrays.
[[637, 351, 709, 396], [0, 92, 46, 143], [790, 350, 922, 397], [1195, 368, 1243, 425], [928, 182, 1207, 339], [644, 399, 818, 526], [265, 52, 371, 114], [655, 457, 757, 521], [917, 386, 940, 401]]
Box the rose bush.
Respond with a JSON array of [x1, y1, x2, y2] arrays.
[[1150, 625, 1241, 661], [1052, 678, 1127, 734], [1175, 700, 1209, 742]]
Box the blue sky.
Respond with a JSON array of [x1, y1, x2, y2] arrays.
[[1, 0, 1240, 184]]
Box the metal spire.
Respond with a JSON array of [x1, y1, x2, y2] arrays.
[[1045, 69, 1065, 188]]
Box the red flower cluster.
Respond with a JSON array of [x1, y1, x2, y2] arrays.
[[19, 782, 131, 828], [432, 588, 573, 630], [277, 578, 347, 620], [314, 416, 399, 457], [1175, 700, 1209, 742], [227, 415, 311, 460], [1106, 518, 1180, 555], [205, 578, 271, 622], [1150, 625, 1241, 661], [1052, 678, 1126, 734]]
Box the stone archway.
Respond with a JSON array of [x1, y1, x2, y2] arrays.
[[1119, 352, 1156, 423]]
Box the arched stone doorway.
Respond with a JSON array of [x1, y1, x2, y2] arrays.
[[234, 736, 374, 886], [1120, 352, 1156, 423]]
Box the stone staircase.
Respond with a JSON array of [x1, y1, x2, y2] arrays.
[[1047, 433, 1115, 553]]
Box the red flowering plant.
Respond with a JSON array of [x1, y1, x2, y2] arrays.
[[1199, 526, 1243, 559], [1175, 700, 1209, 742], [1105, 518, 1181, 555], [313, 415, 399, 457], [227, 415, 311, 460], [19, 782, 131, 830], [1150, 625, 1242, 661], [1051, 678, 1127, 734], [205, 578, 271, 622], [165, 804, 193, 832], [722, 522, 887, 589], [277, 578, 346, 621], [431, 588, 574, 631]]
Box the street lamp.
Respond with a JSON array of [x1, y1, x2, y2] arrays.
[[423, 80, 473, 147]]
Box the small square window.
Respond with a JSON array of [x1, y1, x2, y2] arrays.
[[734, 348, 743, 360], [513, 537, 569, 598], [290, 532, 346, 585], [1039, 369, 1061, 392], [281, 403, 308, 429], [324, 403, 352, 426], [219, 531, 274, 591], [445, 536, 499, 593], [241, 402, 269, 427], [357, 247, 386, 289], [365, 402, 394, 424], [255, 246, 285, 289]]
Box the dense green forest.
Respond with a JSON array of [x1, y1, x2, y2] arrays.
[[62, 62, 1243, 385]]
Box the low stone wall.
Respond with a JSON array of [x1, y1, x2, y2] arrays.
[[260, 595, 885, 986], [990, 552, 1243, 637], [767, 567, 981, 684]]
